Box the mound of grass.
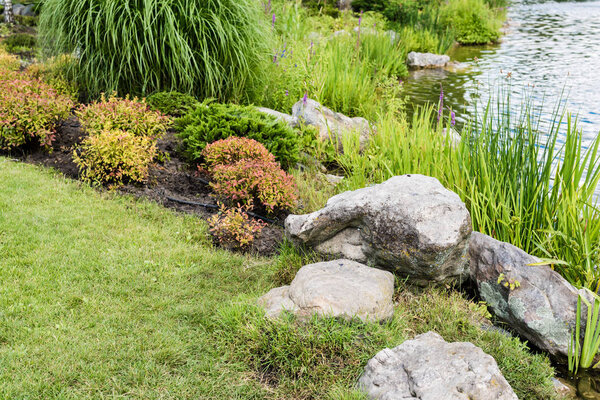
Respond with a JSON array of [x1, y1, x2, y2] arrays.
[[39, 0, 274, 101]]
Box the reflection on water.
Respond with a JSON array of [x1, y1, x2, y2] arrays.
[[403, 0, 600, 149], [559, 368, 600, 399]]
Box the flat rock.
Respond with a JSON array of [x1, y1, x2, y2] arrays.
[[256, 107, 297, 126], [407, 51, 450, 69], [359, 331, 518, 400], [292, 98, 372, 151], [258, 259, 394, 322], [469, 232, 593, 359], [285, 175, 472, 285]]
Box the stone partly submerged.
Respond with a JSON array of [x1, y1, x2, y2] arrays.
[[359, 331, 518, 400], [469, 232, 594, 359], [407, 51, 451, 69], [285, 175, 472, 285], [258, 259, 395, 322]]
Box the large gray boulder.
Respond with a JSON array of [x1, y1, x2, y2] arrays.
[[292, 98, 372, 151], [285, 175, 472, 285], [359, 331, 518, 400], [258, 259, 395, 322], [407, 51, 450, 69], [469, 232, 593, 359]]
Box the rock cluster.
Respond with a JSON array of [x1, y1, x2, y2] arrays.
[[285, 175, 472, 285]]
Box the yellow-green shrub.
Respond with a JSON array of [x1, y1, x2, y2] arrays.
[[73, 129, 158, 186]]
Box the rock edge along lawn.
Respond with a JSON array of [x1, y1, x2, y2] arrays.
[[0, 159, 557, 399]]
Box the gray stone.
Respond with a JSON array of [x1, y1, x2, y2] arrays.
[[552, 377, 575, 398], [469, 232, 593, 359], [359, 331, 518, 400], [22, 4, 35, 16], [12, 4, 25, 16], [407, 51, 450, 69], [324, 173, 344, 185], [258, 259, 394, 322], [292, 98, 372, 151], [256, 107, 297, 126], [285, 175, 472, 285]]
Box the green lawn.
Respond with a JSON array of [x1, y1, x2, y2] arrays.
[[0, 159, 559, 399]]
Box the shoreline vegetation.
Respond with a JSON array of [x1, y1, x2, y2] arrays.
[[0, 0, 596, 398]]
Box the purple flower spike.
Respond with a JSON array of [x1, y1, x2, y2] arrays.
[[451, 111, 456, 126], [285, 90, 289, 97], [438, 86, 444, 121], [303, 92, 308, 106], [272, 13, 276, 28]]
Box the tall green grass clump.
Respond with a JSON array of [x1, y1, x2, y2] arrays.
[[39, 0, 273, 101], [338, 92, 600, 290]]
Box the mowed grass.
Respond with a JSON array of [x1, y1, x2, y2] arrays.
[[0, 159, 559, 399], [0, 159, 272, 399]]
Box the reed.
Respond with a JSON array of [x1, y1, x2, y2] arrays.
[[338, 92, 600, 290]]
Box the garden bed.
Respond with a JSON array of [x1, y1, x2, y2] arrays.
[[19, 117, 286, 255]]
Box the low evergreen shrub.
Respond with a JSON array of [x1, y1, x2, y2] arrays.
[[175, 101, 300, 169], [145, 91, 199, 117], [3, 33, 36, 53], [0, 75, 74, 151], [73, 129, 158, 186]]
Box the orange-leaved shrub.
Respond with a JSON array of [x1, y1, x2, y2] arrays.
[[211, 161, 297, 212], [202, 137, 297, 212], [0, 75, 74, 151], [73, 129, 158, 186], [202, 136, 275, 172], [76, 94, 171, 137], [208, 203, 266, 249]]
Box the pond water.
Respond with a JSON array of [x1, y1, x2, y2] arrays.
[[403, 0, 600, 148], [403, 0, 600, 396]]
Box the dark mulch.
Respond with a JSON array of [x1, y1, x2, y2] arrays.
[[16, 117, 285, 256]]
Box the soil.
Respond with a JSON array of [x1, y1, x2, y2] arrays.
[[17, 117, 285, 256]]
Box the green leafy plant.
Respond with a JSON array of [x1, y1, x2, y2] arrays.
[[440, 0, 502, 44], [73, 129, 158, 186], [0, 47, 19, 71], [0, 75, 74, 151], [208, 203, 266, 249], [2, 33, 36, 53], [175, 101, 300, 169], [569, 289, 600, 374], [39, 0, 274, 101], [202, 137, 276, 172], [76, 94, 171, 137], [145, 91, 199, 117]]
